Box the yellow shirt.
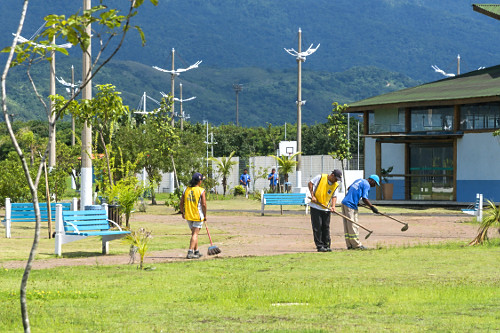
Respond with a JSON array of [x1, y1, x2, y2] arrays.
[[183, 186, 205, 221], [312, 174, 338, 210]]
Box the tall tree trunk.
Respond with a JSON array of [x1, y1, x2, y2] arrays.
[[100, 131, 113, 187]]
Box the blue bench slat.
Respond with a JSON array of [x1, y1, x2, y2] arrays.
[[65, 225, 109, 232], [62, 209, 112, 233], [7, 203, 71, 223], [263, 193, 306, 205], [64, 219, 110, 226], [11, 203, 71, 208], [63, 214, 108, 221], [62, 209, 104, 215], [65, 231, 130, 236], [63, 218, 109, 225]]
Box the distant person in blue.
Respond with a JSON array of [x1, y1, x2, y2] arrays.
[[341, 175, 380, 250], [268, 168, 279, 192], [239, 169, 251, 198]]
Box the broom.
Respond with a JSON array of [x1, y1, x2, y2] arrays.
[[204, 219, 221, 255]]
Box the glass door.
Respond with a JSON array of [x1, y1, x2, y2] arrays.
[[409, 144, 454, 200]]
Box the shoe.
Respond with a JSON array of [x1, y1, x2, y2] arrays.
[[325, 248, 332, 252], [186, 251, 199, 259], [356, 246, 367, 250], [317, 247, 328, 252], [194, 250, 203, 258]]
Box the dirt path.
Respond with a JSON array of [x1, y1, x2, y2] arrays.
[[2, 212, 479, 270]]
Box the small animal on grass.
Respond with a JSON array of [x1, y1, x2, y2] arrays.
[[128, 245, 138, 264]]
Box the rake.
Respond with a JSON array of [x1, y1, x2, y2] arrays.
[[204, 219, 221, 255], [308, 198, 373, 239], [360, 205, 409, 231]]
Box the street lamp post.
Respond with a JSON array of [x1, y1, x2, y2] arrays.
[[81, 0, 93, 209], [284, 28, 320, 190], [232, 84, 243, 126], [153, 51, 201, 127]]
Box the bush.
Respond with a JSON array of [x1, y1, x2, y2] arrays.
[[234, 185, 246, 196], [164, 187, 183, 212]]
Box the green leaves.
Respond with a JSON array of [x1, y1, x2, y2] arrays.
[[209, 151, 238, 195], [327, 102, 352, 162]]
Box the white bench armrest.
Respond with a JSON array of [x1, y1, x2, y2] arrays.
[[65, 221, 81, 234], [107, 219, 123, 231]]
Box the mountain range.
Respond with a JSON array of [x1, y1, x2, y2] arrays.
[[1, 0, 499, 126]]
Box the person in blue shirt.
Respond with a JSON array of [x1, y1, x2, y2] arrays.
[[239, 169, 251, 197], [341, 175, 380, 250], [268, 168, 279, 192]]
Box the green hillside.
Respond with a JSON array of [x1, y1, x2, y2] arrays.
[[4, 57, 419, 126], [1, 0, 497, 125], [2, 0, 497, 81]]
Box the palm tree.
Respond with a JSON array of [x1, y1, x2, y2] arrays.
[[469, 200, 500, 245], [270, 152, 301, 184], [209, 151, 238, 196]]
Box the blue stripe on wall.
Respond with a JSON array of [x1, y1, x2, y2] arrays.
[[457, 180, 500, 202], [368, 180, 500, 202]]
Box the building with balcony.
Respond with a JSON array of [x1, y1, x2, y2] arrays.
[[347, 65, 500, 202]]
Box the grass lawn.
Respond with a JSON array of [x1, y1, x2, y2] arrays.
[[1, 242, 499, 332]]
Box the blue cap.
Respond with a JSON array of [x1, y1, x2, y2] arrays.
[[369, 175, 380, 186]]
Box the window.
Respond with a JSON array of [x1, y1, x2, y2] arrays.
[[410, 106, 454, 132], [460, 102, 500, 130], [409, 144, 453, 201]]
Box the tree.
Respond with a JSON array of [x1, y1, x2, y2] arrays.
[[270, 151, 301, 184], [469, 200, 500, 246], [209, 151, 238, 196], [115, 96, 178, 205], [1, 1, 157, 331], [55, 84, 129, 187], [327, 102, 352, 192], [104, 156, 144, 228]]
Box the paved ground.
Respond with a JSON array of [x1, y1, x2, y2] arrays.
[[2, 210, 483, 270]]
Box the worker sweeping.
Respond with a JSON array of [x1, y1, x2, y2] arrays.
[[180, 172, 207, 259], [308, 170, 342, 252], [341, 175, 380, 250]]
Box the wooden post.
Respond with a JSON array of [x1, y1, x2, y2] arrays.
[[453, 105, 460, 131], [375, 141, 382, 200]]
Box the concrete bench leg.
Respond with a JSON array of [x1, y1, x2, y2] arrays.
[[102, 240, 109, 255], [55, 204, 63, 256], [5, 198, 11, 238], [261, 190, 265, 216]]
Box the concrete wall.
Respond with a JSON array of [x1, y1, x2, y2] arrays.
[[456, 132, 500, 202]]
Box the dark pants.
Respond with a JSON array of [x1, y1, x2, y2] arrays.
[[310, 207, 331, 249]]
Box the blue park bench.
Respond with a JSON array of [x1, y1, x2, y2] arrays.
[[260, 191, 308, 216], [1, 198, 75, 238], [54, 203, 130, 256]]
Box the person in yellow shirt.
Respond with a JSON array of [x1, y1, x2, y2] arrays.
[[180, 172, 207, 259], [308, 170, 342, 252]]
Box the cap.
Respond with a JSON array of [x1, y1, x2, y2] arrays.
[[192, 172, 204, 182], [331, 169, 342, 180], [369, 174, 380, 186]]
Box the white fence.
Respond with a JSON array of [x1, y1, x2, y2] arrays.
[[157, 155, 364, 195]]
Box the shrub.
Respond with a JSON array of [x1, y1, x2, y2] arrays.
[[164, 187, 183, 212], [234, 185, 246, 196]]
